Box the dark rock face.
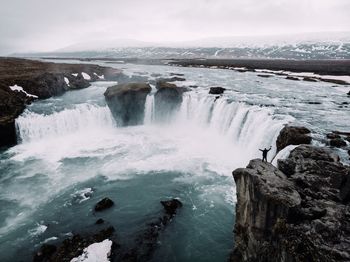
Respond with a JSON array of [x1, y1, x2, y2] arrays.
[[104, 83, 151, 126], [326, 133, 341, 139], [33, 226, 115, 262], [303, 76, 318, 82], [209, 87, 225, 95], [286, 76, 300, 81], [95, 218, 105, 224], [121, 199, 183, 262], [154, 81, 185, 121], [329, 138, 347, 147], [232, 145, 350, 262], [276, 126, 311, 152], [160, 198, 183, 216], [94, 197, 114, 212]]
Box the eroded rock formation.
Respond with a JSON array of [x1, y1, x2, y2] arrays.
[[231, 145, 350, 262], [104, 82, 151, 126], [276, 126, 312, 152]]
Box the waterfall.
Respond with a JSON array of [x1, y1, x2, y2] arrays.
[[143, 93, 293, 160], [16, 104, 116, 143], [144, 94, 155, 125]]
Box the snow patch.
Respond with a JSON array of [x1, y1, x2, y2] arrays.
[[72, 73, 78, 77], [272, 145, 298, 166], [82, 72, 91, 80], [64, 77, 70, 86], [9, 85, 38, 98], [70, 239, 112, 262], [93, 73, 104, 79]]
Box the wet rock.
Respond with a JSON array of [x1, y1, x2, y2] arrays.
[[121, 199, 182, 261], [332, 130, 350, 136], [286, 76, 300, 81], [95, 218, 105, 225], [329, 138, 347, 147], [232, 145, 350, 261], [257, 74, 273, 78], [34, 226, 116, 262], [33, 244, 57, 262], [156, 76, 186, 82], [94, 197, 114, 212], [170, 73, 185, 76], [276, 125, 312, 152], [322, 78, 349, 85], [160, 199, 183, 216], [303, 76, 318, 82], [326, 133, 341, 139], [104, 82, 151, 126], [65, 73, 90, 90], [209, 87, 225, 95]]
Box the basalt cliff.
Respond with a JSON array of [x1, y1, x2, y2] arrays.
[[231, 127, 350, 261]]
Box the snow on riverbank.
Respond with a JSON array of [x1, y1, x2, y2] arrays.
[[9, 84, 38, 98], [70, 239, 112, 262]]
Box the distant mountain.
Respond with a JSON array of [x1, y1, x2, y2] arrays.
[[12, 32, 350, 60]]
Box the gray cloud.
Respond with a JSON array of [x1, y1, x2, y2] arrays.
[[0, 0, 349, 54]]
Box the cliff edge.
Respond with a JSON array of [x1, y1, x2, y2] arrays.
[[232, 145, 350, 261]]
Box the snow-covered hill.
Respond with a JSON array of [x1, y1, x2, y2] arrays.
[[13, 32, 350, 59]]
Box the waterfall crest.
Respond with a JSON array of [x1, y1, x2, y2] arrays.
[[16, 104, 115, 143]]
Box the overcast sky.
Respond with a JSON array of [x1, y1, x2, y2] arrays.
[[0, 0, 349, 54]]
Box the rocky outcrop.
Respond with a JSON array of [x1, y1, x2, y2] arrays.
[[94, 197, 114, 212], [209, 87, 225, 95], [276, 126, 312, 152], [232, 145, 350, 261], [0, 57, 124, 148], [33, 226, 116, 262], [154, 81, 186, 121], [121, 199, 183, 261], [104, 82, 151, 126]]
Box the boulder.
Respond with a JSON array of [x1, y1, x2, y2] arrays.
[[232, 145, 350, 261], [94, 197, 114, 212], [95, 218, 105, 225], [160, 199, 183, 216], [209, 87, 225, 95], [303, 77, 318, 82], [286, 76, 300, 81], [156, 76, 186, 82], [276, 126, 312, 152], [329, 138, 347, 147], [326, 133, 341, 139], [104, 82, 151, 126]]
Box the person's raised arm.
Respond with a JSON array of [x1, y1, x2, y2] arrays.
[[259, 149, 263, 152], [267, 146, 272, 152]]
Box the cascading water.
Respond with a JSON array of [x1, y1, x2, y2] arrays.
[[143, 92, 292, 160], [16, 103, 116, 143]]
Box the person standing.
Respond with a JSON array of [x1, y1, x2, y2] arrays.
[[259, 146, 272, 162]]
